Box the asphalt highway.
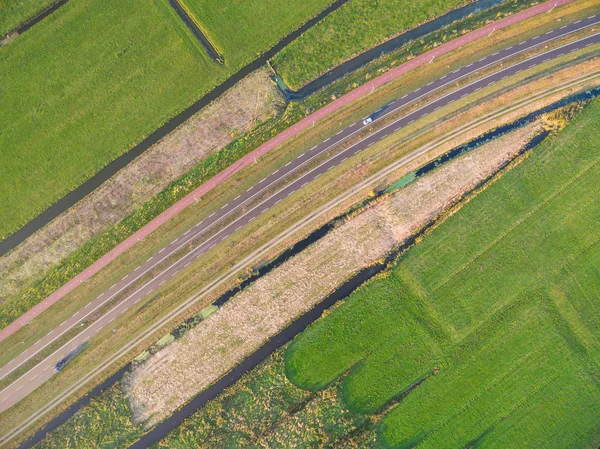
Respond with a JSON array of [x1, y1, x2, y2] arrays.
[[0, 15, 598, 415]]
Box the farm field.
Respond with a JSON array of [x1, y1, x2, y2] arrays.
[[286, 97, 600, 447], [182, 0, 332, 67], [272, 0, 468, 89], [0, 0, 331, 241], [0, 0, 54, 35]]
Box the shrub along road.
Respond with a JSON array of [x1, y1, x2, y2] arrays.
[[1, 4, 598, 446]]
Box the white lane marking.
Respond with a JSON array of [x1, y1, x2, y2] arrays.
[[85, 303, 91, 308], [574, 20, 582, 24], [60, 321, 67, 327], [285, 161, 292, 166], [158, 248, 165, 254], [108, 317, 115, 324], [5, 29, 595, 392], [274, 199, 282, 205], [209, 244, 216, 250], [146, 257, 153, 263], [72, 312, 79, 318], [261, 208, 268, 214], [234, 195, 241, 200], [31, 375, 37, 381], [301, 182, 308, 188], [158, 280, 166, 286], [184, 230, 191, 236], [16, 386, 23, 392], [44, 365, 50, 371], [401, 94, 408, 99], [234, 226, 242, 232], [110, 284, 117, 289], [122, 275, 128, 281], [184, 261, 192, 268], [209, 212, 216, 218], [134, 266, 141, 272]]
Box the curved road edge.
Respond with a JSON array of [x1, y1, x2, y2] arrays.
[[3, 71, 600, 449], [0, 0, 578, 345]]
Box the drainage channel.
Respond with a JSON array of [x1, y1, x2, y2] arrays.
[[273, 0, 509, 100], [17, 87, 599, 449], [0, 0, 511, 256], [167, 0, 223, 63], [2, 0, 70, 40], [0, 0, 353, 256]]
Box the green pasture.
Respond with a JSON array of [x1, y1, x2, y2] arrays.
[[272, 0, 468, 89], [183, 0, 332, 67], [0, 0, 331, 241], [34, 382, 143, 448], [0, 0, 55, 35], [286, 98, 600, 448]]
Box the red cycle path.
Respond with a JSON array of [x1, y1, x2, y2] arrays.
[[0, 0, 574, 344]]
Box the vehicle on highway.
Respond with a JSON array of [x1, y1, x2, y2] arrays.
[[54, 343, 87, 372], [363, 100, 395, 126]]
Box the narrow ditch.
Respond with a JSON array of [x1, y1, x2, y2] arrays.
[[1, 0, 69, 41], [0, 0, 501, 256], [273, 0, 506, 100], [167, 0, 223, 63], [16, 88, 598, 449]]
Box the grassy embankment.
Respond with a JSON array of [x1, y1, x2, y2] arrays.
[[1, 4, 598, 445], [0, 0, 55, 36], [272, 0, 469, 90], [0, 0, 331, 241], [286, 97, 600, 448]]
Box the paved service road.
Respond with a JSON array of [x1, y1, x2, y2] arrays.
[[0, 14, 598, 416]]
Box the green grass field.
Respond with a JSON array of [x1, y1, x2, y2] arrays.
[[0, 0, 331, 241], [286, 97, 600, 448], [0, 0, 55, 35], [272, 0, 468, 90], [182, 0, 331, 67]]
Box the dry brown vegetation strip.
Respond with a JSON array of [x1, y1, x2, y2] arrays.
[[0, 68, 282, 306], [126, 123, 540, 425]]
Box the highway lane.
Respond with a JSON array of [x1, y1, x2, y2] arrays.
[[0, 15, 598, 414]]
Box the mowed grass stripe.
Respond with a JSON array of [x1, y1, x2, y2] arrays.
[[286, 99, 600, 448]]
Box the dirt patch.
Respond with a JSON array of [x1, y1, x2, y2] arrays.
[[0, 68, 283, 306], [125, 122, 540, 425]]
